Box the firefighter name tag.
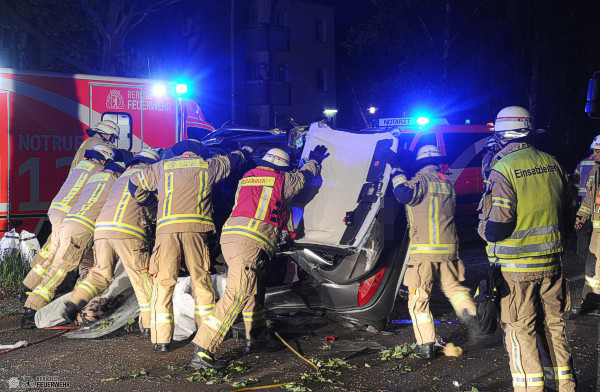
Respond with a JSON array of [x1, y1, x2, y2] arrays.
[[87, 173, 110, 183], [164, 159, 208, 170], [240, 177, 276, 187]]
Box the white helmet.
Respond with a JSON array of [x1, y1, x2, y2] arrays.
[[494, 106, 533, 140], [92, 144, 115, 162], [93, 120, 120, 138], [262, 148, 290, 167], [590, 135, 600, 150], [416, 145, 443, 161], [136, 148, 161, 162]]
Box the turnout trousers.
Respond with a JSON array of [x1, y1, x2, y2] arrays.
[[23, 212, 65, 290], [403, 259, 476, 345], [500, 272, 576, 392], [580, 251, 600, 303], [150, 232, 215, 344], [193, 242, 267, 353], [25, 224, 94, 310], [68, 238, 153, 328]]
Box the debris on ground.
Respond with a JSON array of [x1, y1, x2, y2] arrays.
[[441, 342, 463, 357], [123, 318, 136, 332], [378, 343, 417, 360], [390, 364, 412, 373]]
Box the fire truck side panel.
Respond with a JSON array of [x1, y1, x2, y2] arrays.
[[0, 91, 9, 233]]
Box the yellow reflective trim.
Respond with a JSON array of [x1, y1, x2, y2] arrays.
[[153, 312, 174, 324], [434, 197, 439, 244], [392, 174, 407, 187], [239, 176, 276, 187], [63, 215, 95, 231], [33, 286, 52, 301], [197, 171, 207, 215], [73, 182, 106, 216], [164, 159, 208, 170], [87, 172, 110, 183], [75, 161, 95, 172], [141, 273, 153, 300], [254, 185, 273, 221], [60, 172, 89, 206], [450, 292, 471, 307], [204, 315, 227, 336], [579, 206, 592, 214], [415, 312, 433, 324], [492, 196, 511, 203], [157, 214, 214, 229], [163, 172, 174, 218], [137, 171, 150, 190], [509, 331, 524, 375], [194, 304, 215, 316], [33, 264, 49, 278], [428, 181, 453, 194], [492, 202, 512, 209], [585, 276, 600, 288], [113, 187, 131, 223], [221, 224, 276, 251]]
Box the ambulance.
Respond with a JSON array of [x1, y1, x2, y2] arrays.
[[0, 68, 214, 237], [377, 117, 494, 214]]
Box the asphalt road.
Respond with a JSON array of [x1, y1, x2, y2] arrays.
[[0, 240, 597, 391]]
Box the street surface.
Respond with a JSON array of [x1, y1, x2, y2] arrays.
[[0, 238, 597, 391]]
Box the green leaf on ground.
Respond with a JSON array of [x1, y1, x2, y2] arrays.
[[130, 369, 148, 379], [390, 364, 412, 373], [284, 382, 312, 392], [100, 376, 125, 382], [230, 378, 259, 387], [379, 344, 417, 361]]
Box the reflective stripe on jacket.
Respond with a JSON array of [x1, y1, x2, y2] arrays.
[[95, 164, 153, 241], [63, 170, 120, 232], [486, 146, 565, 267], [393, 165, 459, 261], [574, 157, 595, 198], [49, 160, 104, 215], [229, 166, 295, 237]]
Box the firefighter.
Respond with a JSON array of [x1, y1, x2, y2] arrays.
[[187, 146, 326, 370], [482, 135, 501, 182], [70, 120, 120, 172], [479, 106, 576, 391], [22, 144, 115, 300], [23, 121, 121, 299], [573, 137, 599, 262], [22, 149, 123, 328], [61, 149, 161, 333], [129, 140, 251, 352], [573, 136, 600, 316], [391, 144, 482, 360]]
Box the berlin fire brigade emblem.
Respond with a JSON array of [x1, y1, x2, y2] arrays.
[[106, 89, 125, 109]]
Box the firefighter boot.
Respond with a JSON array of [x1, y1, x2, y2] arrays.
[[246, 333, 284, 353], [153, 344, 171, 352], [21, 308, 36, 329], [413, 342, 434, 360], [462, 312, 485, 345], [188, 345, 228, 370], [20, 287, 30, 303]]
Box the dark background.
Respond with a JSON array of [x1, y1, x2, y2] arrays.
[[1, 0, 599, 170]]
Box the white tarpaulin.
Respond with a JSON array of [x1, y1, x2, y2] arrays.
[[293, 122, 396, 247]]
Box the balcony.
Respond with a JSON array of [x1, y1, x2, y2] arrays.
[[245, 80, 290, 105], [245, 24, 289, 52]]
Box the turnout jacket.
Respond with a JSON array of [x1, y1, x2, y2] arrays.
[[70, 134, 112, 174], [49, 159, 105, 216], [478, 142, 566, 281], [95, 163, 155, 241], [62, 169, 121, 233], [129, 150, 246, 235], [574, 156, 595, 200], [392, 164, 458, 262], [221, 160, 321, 256]]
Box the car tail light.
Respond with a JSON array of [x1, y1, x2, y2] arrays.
[[357, 267, 386, 307]]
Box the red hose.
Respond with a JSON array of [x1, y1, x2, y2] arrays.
[[0, 329, 71, 356]]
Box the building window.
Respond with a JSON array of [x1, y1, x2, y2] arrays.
[[315, 19, 326, 42], [316, 68, 328, 91], [247, 114, 261, 128], [277, 63, 288, 82], [274, 9, 287, 27], [244, 7, 259, 26]]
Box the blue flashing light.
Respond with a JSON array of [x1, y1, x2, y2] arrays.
[[465, 119, 471, 124], [176, 83, 188, 94], [416, 117, 430, 126], [152, 84, 167, 97]]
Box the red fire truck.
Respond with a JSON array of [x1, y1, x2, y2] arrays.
[[0, 69, 214, 237]]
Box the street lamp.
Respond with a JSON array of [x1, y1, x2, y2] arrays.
[[323, 109, 338, 127], [368, 106, 377, 114]]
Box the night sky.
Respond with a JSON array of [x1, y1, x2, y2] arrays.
[[1, 0, 600, 169]]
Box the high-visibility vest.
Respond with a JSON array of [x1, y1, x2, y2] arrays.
[[230, 167, 295, 237], [487, 146, 564, 271], [575, 157, 595, 199]]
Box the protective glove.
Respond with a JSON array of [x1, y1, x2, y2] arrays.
[[241, 145, 254, 154], [382, 149, 401, 168], [308, 145, 329, 164], [240, 145, 254, 161]]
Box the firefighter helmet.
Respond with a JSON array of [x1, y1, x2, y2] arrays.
[[262, 148, 290, 167], [494, 106, 533, 140], [136, 148, 161, 162], [94, 120, 120, 137], [590, 135, 600, 150], [416, 145, 442, 160], [92, 144, 115, 162]]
